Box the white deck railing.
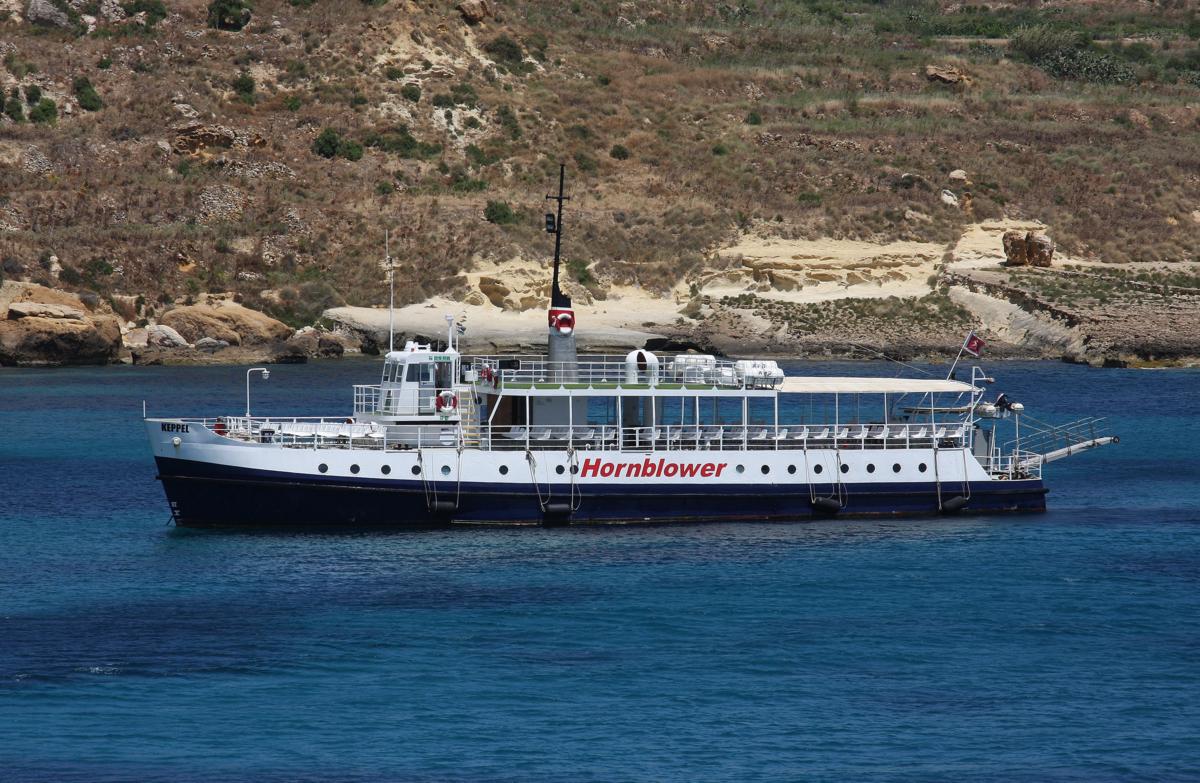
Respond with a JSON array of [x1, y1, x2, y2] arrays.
[[172, 418, 969, 453], [463, 354, 780, 389]]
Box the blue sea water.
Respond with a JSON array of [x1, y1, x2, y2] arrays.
[[1, 359, 1198, 782]]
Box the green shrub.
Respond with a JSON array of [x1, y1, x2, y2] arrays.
[[23, 84, 41, 105], [348, 92, 368, 108], [122, 0, 167, 26], [484, 200, 518, 225], [1009, 24, 1083, 62], [797, 192, 822, 206], [596, 74, 611, 86], [431, 93, 454, 108], [312, 127, 343, 158], [384, 65, 403, 80], [609, 144, 629, 160], [1039, 48, 1135, 84], [4, 89, 24, 123], [363, 125, 441, 158], [497, 104, 521, 139], [451, 175, 487, 193], [59, 266, 83, 286], [484, 35, 530, 74], [74, 77, 103, 111], [231, 71, 255, 103], [97, 56, 112, 70], [744, 110, 762, 125], [29, 98, 57, 125], [465, 144, 499, 167], [283, 94, 302, 111], [207, 0, 251, 31], [375, 180, 394, 196], [573, 152, 597, 173], [711, 143, 729, 156], [567, 257, 593, 285]]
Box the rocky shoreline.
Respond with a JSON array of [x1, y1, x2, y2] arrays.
[[3, 278, 1197, 371]]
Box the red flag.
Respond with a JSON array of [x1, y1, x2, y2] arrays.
[[963, 331, 985, 357]]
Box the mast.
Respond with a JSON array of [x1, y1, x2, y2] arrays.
[[545, 164, 577, 382], [385, 229, 395, 354], [548, 164, 571, 311]]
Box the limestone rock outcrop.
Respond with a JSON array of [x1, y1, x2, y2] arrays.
[[925, 64, 971, 86], [160, 301, 292, 346], [1003, 231, 1054, 267], [457, 0, 492, 24], [0, 282, 120, 366], [147, 324, 190, 348], [26, 0, 69, 27]]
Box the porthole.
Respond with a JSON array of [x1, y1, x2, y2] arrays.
[[866, 464, 875, 474], [787, 465, 797, 475], [381, 465, 391, 475], [350, 464, 360, 475], [440, 465, 451, 476], [814, 464, 823, 474], [761, 465, 770, 475], [411, 465, 421, 476], [499, 465, 509, 475], [918, 463, 928, 473], [892, 463, 901, 473], [736, 464, 745, 474], [840, 463, 850, 474], [570, 465, 579, 475], [318, 463, 328, 474], [556, 465, 565, 475]]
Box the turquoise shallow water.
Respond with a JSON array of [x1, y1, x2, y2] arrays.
[[1, 359, 1198, 781]]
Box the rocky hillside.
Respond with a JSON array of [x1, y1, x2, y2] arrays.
[[2, 0, 1199, 366]]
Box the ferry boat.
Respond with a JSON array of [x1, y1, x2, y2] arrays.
[[145, 170, 1116, 528]]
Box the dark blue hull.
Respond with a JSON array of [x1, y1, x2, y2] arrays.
[[155, 457, 1048, 528]]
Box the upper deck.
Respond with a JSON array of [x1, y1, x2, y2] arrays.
[[461, 353, 786, 396]]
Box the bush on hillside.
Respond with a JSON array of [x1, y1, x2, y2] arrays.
[[207, 0, 251, 31], [312, 128, 364, 161], [231, 71, 255, 103], [484, 200, 518, 225], [29, 98, 57, 125], [1039, 48, 1135, 83], [609, 144, 629, 160], [1008, 24, 1083, 62], [23, 84, 41, 105], [363, 125, 441, 159], [4, 88, 24, 123], [123, 0, 167, 26], [74, 77, 102, 111]]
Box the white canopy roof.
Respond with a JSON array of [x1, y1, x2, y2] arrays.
[[780, 376, 976, 395]]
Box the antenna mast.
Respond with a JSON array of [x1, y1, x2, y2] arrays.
[[385, 230, 395, 354], [547, 164, 571, 309]]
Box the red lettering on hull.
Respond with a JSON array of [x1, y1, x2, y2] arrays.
[[579, 458, 727, 479]]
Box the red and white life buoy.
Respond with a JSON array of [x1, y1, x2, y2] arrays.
[[435, 391, 458, 412], [213, 417, 227, 436], [549, 308, 575, 335]]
